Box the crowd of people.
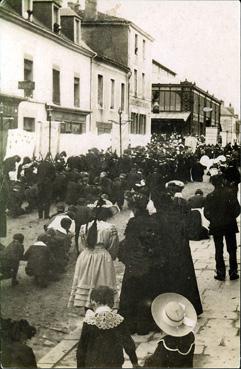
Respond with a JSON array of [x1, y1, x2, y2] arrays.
[[0, 134, 240, 368]]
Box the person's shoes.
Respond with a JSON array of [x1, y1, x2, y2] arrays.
[[214, 274, 225, 281], [230, 273, 239, 280]]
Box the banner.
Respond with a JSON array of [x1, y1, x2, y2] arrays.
[[111, 122, 129, 156], [4, 129, 35, 159], [205, 127, 218, 145]]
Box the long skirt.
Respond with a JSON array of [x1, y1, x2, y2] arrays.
[[70, 246, 118, 308]]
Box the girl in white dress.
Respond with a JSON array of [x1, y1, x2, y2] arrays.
[[68, 199, 119, 309]]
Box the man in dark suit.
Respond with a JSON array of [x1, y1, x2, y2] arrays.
[[204, 174, 240, 281], [36, 158, 56, 219]]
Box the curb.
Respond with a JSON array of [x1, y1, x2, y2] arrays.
[[37, 324, 82, 368]]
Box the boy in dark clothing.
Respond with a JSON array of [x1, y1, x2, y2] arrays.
[[0, 233, 24, 286]]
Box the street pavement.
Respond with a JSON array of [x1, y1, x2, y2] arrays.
[[37, 182, 240, 369]]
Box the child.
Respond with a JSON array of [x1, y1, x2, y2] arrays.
[[76, 286, 139, 368], [1, 317, 37, 368], [0, 233, 24, 286], [144, 292, 197, 368]]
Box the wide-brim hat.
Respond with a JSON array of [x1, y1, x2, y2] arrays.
[[33, 241, 47, 247], [165, 180, 185, 191], [151, 293, 197, 337]]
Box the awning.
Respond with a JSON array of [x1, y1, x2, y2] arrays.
[[151, 111, 191, 121]]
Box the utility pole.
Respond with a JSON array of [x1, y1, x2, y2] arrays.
[[118, 107, 123, 157], [109, 107, 131, 157], [46, 105, 53, 155]]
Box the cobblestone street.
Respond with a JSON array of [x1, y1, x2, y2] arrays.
[[1, 181, 240, 368]]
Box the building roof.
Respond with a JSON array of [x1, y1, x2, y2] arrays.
[[221, 105, 234, 116], [152, 81, 221, 104], [94, 55, 130, 73], [60, 7, 81, 18], [33, 0, 61, 5], [0, 2, 95, 57], [152, 59, 177, 76], [77, 9, 154, 41]]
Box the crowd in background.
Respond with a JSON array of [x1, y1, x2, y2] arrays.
[[1, 134, 240, 219]]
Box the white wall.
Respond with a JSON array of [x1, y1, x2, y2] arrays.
[[127, 26, 152, 137], [152, 63, 179, 84], [0, 18, 91, 121]]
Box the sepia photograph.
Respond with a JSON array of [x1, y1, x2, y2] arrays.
[[0, 0, 240, 368]]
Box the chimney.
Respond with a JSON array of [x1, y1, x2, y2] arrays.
[[68, 1, 81, 11], [85, 0, 97, 20], [229, 103, 234, 114]]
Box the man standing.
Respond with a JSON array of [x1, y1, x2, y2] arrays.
[[36, 157, 56, 219], [204, 174, 240, 281]]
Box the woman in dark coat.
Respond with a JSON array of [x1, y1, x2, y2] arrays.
[[151, 192, 203, 315], [118, 193, 162, 335]]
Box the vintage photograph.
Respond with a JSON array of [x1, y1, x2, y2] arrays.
[[0, 0, 240, 368]]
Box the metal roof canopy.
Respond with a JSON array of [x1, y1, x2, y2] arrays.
[[151, 111, 191, 121]]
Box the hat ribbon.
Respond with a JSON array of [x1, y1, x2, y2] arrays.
[[162, 303, 195, 328]]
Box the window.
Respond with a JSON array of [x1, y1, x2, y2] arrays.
[[98, 74, 103, 108], [110, 79, 115, 109], [139, 114, 146, 134], [52, 69, 60, 105], [74, 77, 80, 107], [23, 0, 32, 19], [75, 19, 80, 44], [131, 112, 137, 134], [53, 6, 59, 24], [130, 113, 146, 134], [60, 121, 86, 134], [53, 5, 60, 33], [97, 122, 112, 135], [142, 40, 146, 60], [134, 69, 137, 97], [134, 34, 138, 55], [142, 73, 145, 99], [24, 59, 33, 97], [24, 117, 35, 132], [121, 83, 125, 111]]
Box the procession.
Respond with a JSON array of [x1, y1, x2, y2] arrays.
[[0, 0, 240, 368]]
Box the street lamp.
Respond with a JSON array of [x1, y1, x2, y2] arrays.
[[0, 102, 4, 165], [46, 104, 53, 155], [109, 108, 132, 157], [118, 107, 123, 157]]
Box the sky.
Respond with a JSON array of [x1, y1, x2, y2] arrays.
[[65, 0, 240, 115]]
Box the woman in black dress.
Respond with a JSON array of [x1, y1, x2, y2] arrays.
[[118, 192, 163, 335], [151, 191, 203, 316]]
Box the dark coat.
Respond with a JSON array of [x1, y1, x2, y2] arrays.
[[145, 332, 195, 368], [204, 187, 240, 235], [24, 245, 53, 277], [118, 211, 161, 334], [37, 160, 56, 184], [151, 202, 203, 316], [76, 318, 137, 368], [0, 240, 24, 278], [1, 340, 37, 368], [188, 195, 205, 209]]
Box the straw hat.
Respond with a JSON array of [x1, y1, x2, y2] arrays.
[[151, 293, 197, 337]]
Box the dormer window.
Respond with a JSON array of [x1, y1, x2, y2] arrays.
[[75, 19, 80, 44], [22, 0, 33, 21], [53, 5, 61, 33]]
